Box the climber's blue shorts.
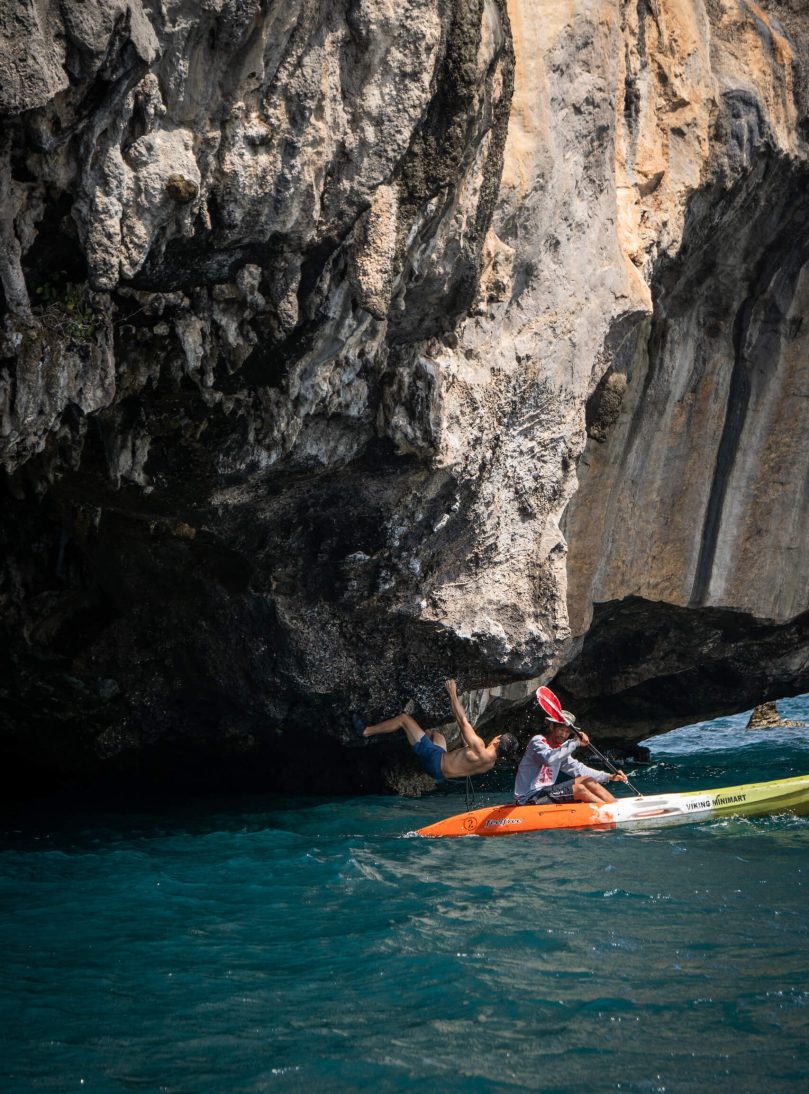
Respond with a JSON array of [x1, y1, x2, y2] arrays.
[[413, 735, 445, 781]]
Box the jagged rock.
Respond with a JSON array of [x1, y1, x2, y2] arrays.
[[2, 1, 809, 797], [746, 702, 805, 729]]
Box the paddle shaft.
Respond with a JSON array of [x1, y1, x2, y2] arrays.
[[569, 725, 643, 797]]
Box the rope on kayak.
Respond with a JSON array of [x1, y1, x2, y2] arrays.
[[464, 776, 477, 811]]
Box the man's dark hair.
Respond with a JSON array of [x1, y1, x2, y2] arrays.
[[495, 733, 520, 762]]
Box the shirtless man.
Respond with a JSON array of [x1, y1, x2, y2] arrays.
[[514, 708, 628, 805], [361, 679, 518, 782]]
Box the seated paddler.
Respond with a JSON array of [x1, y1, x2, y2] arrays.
[[514, 704, 628, 805]]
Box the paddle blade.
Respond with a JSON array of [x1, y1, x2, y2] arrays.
[[536, 686, 569, 724]]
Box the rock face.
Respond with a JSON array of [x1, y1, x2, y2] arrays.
[[557, 0, 809, 739], [2, 0, 809, 796], [746, 701, 805, 729]]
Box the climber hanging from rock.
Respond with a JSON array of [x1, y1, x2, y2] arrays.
[[357, 678, 519, 782]]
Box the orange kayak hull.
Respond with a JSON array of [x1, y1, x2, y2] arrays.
[[416, 801, 605, 837]]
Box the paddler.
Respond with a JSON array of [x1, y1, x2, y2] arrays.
[[359, 679, 519, 782], [514, 706, 628, 805]]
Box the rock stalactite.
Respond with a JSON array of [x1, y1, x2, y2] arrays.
[[1, 0, 809, 796]]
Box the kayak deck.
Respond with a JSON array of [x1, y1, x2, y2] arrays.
[[415, 774, 809, 837]]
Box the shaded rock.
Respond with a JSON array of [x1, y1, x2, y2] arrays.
[[550, 597, 809, 745], [165, 174, 199, 204], [382, 763, 436, 799]]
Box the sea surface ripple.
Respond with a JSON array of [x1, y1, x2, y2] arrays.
[[3, 698, 809, 1092]]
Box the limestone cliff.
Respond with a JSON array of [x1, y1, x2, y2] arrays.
[[1, 0, 808, 795]]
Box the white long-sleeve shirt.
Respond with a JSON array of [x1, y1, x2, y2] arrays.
[[513, 734, 610, 804]]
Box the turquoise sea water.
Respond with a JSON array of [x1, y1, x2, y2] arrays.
[[3, 699, 809, 1093]]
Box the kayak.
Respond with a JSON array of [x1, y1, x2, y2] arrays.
[[415, 774, 809, 837]]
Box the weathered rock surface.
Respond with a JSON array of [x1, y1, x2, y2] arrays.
[[555, 0, 809, 741], [2, 0, 809, 796], [746, 701, 805, 729]]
